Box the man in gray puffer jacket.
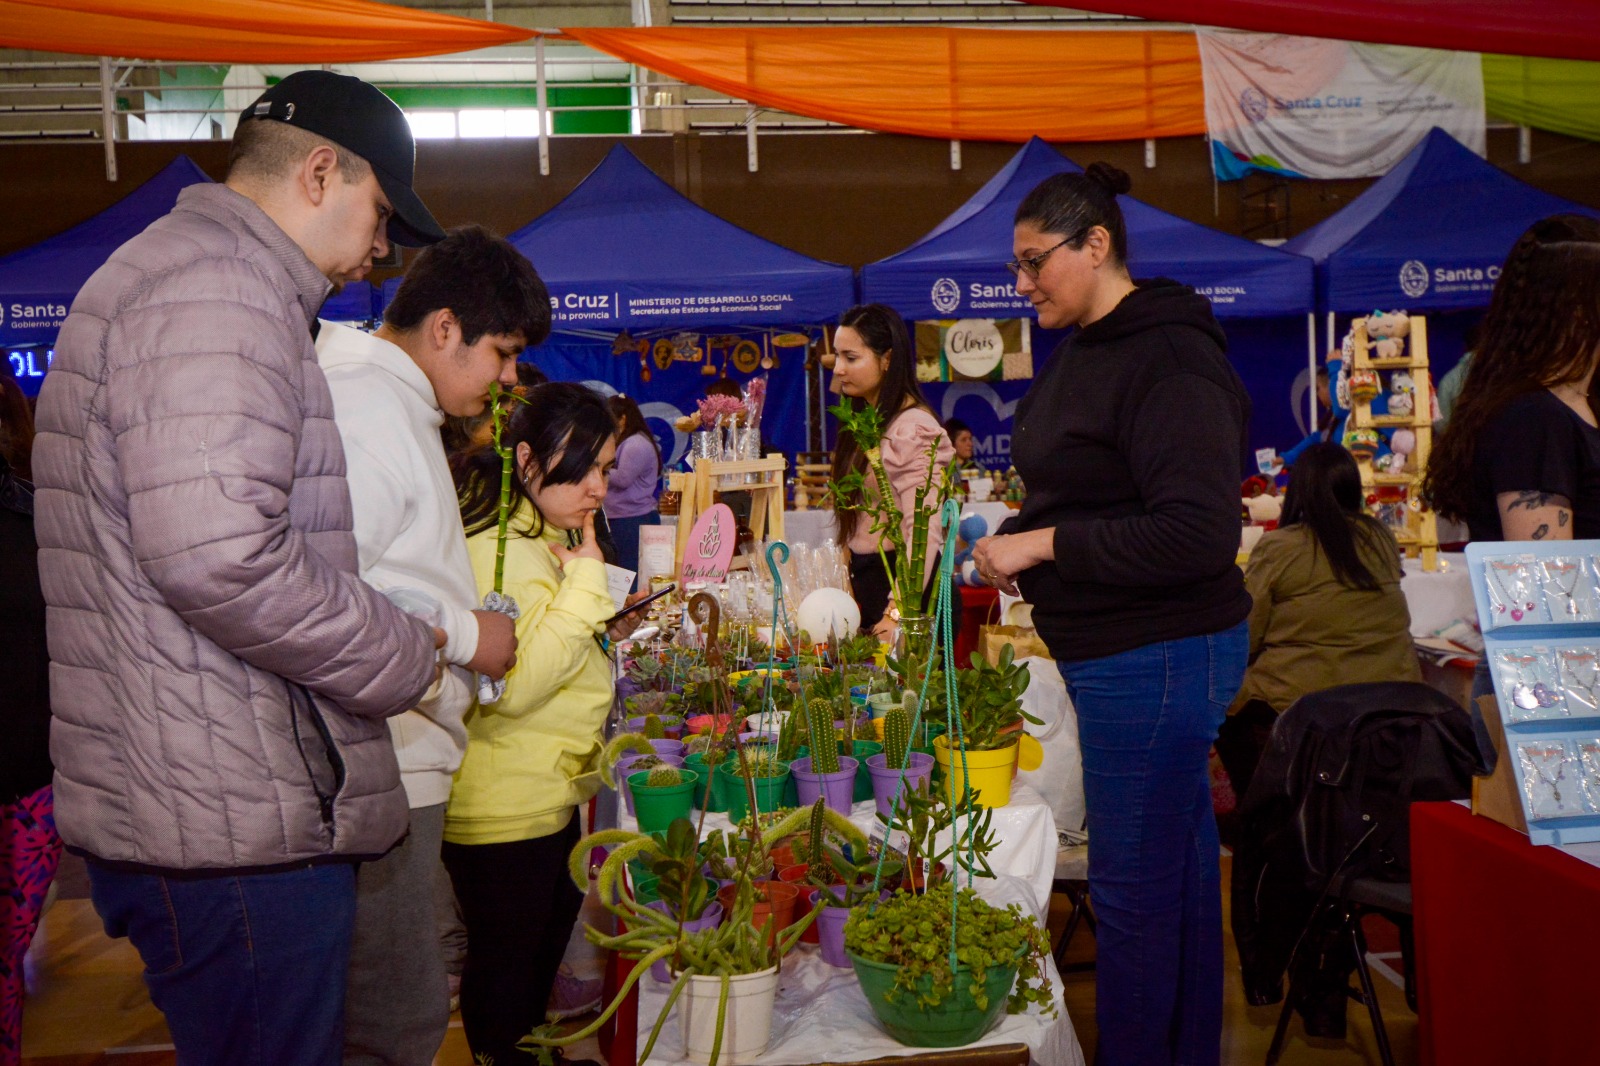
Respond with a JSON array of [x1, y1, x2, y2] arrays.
[[32, 72, 448, 1066]]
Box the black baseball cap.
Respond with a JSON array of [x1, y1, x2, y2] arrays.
[[239, 70, 444, 247]]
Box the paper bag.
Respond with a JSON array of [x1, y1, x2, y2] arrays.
[[978, 624, 1050, 667]]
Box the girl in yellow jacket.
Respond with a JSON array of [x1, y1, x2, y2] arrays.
[[445, 381, 644, 1066]]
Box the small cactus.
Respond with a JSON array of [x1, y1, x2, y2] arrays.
[[884, 703, 911, 770], [805, 798, 828, 867], [807, 697, 840, 774], [853, 714, 876, 741], [645, 766, 683, 787], [643, 713, 665, 740]]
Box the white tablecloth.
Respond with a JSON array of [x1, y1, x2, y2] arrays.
[[781, 509, 837, 550], [780, 504, 1018, 551], [635, 874, 1085, 1066], [1401, 552, 1474, 638]]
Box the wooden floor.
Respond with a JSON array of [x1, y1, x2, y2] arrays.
[[18, 856, 1414, 1066]]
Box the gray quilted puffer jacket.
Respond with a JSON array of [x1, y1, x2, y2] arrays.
[[33, 183, 436, 872]]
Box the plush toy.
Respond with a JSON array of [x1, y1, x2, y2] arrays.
[[1344, 426, 1382, 461], [1387, 369, 1416, 417], [1367, 310, 1412, 339], [1349, 368, 1382, 404], [1246, 493, 1283, 525], [1375, 428, 1417, 474], [1335, 366, 1352, 411], [1375, 337, 1406, 360], [952, 513, 991, 586]]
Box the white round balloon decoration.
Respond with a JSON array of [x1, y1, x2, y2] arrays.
[[796, 587, 861, 644]]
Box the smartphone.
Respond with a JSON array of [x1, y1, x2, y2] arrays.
[[604, 582, 676, 627]]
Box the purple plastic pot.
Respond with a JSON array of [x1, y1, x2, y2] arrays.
[[739, 731, 778, 747], [649, 738, 686, 758], [866, 752, 935, 820], [792, 756, 859, 815], [616, 753, 685, 817], [810, 890, 852, 967], [627, 715, 684, 740], [645, 900, 725, 982]]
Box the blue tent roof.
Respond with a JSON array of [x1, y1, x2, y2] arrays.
[[0, 156, 211, 346], [1283, 128, 1600, 313], [861, 137, 1313, 321], [506, 145, 855, 331]]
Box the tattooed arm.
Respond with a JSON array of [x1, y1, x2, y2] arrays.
[[1497, 490, 1574, 541]]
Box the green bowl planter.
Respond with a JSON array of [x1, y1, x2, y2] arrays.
[[849, 951, 1019, 1047], [627, 770, 698, 835], [852, 741, 883, 803], [714, 762, 791, 822]]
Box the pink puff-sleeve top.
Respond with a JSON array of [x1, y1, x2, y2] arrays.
[[842, 406, 956, 587]]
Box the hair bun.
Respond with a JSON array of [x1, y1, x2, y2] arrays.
[[1085, 162, 1132, 196]]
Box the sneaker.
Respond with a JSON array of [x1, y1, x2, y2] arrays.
[[546, 964, 603, 1021], [447, 972, 462, 1015]]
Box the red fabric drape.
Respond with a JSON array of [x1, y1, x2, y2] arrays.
[[1021, 1, 1600, 63], [0, 0, 532, 62]]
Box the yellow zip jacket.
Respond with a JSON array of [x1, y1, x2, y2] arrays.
[[444, 521, 615, 845]]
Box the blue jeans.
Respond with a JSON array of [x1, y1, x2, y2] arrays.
[[1057, 620, 1247, 1066], [87, 860, 358, 1066]]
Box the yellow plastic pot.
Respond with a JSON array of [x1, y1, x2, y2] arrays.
[[932, 736, 1019, 808]]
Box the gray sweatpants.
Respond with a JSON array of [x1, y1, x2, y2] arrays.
[[344, 802, 451, 1066]]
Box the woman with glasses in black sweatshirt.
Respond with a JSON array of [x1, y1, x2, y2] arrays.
[[972, 163, 1252, 1066]]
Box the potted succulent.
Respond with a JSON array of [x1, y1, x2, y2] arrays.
[[844, 881, 1056, 1047], [629, 766, 699, 834], [525, 803, 868, 1065], [715, 748, 791, 822], [791, 698, 857, 814], [932, 645, 1041, 808], [868, 697, 936, 819]]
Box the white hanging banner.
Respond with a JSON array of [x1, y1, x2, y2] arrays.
[[1198, 30, 1485, 180]]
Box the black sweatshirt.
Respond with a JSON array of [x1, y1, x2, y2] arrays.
[[1004, 279, 1252, 661]]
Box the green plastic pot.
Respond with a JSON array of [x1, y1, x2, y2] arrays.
[[852, 741, 883, 803], [848, 951, 1018, 1047], [683, 754, 727, 812], [714, 762, 791, 822], [627, 770, 698, 835], [627, 859, 661, 905]]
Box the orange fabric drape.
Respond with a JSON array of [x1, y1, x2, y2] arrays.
[[562, 27, 1207, 143], [0, 0, 533, 63]]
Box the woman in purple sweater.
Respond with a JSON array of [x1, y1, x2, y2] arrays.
[[605, 394, 662, 578]]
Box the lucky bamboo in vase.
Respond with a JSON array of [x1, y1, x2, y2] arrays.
[[827, 401, 957, 683], [477, 382, 522, 704]]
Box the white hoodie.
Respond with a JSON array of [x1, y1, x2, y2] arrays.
[[317, 321, 478, 809]]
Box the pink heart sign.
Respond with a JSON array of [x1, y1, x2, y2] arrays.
[[680, 503, 737, 585]]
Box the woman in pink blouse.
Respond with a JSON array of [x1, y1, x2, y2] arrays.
[[828, 304, 957, 639]]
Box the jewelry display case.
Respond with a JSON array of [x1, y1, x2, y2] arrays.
[[1468, 540, 1600, 844]]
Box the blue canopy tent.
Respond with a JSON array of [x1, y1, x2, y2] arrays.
[[860, 137, 1318, 458], [320, 281, 377, 326], [488, 145, 855, 463], [1284, 127, 1600, 374], [0, 156, 211, 394]]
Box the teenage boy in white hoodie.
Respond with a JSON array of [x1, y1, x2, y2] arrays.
[[317, 226, 551, 1066]]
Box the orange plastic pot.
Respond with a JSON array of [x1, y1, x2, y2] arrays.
[[717, 880, 800, 948]]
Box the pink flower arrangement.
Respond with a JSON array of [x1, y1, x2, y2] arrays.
[[695, 394, 747, 427]]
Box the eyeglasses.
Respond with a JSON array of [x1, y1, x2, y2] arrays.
[[1004, 237, 1073, 280]]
